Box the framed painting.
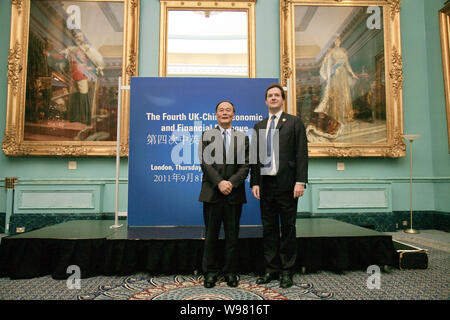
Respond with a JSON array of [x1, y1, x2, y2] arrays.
[[280, 0, 405, 157], [3, 0, 140, 156], [440, 2, 450, 152], [159, 0, 256, 77]]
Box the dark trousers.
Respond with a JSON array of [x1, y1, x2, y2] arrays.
[[202, 201, 242, 275], [260, 175, 298, 274]]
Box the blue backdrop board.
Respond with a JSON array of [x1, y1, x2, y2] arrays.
[[128, 77, 277, 226]]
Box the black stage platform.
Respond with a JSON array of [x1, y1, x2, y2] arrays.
[[0, 218, 425, 279]]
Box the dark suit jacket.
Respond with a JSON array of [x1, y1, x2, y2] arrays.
[[250, 112, 308, 193], [198, 127, 250, 204]]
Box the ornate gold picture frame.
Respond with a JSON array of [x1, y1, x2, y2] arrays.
[[440, 2, 450, 153], [280, 0, 405, 157], [3, 0, 140, 156], [159, 0, 256, 78]]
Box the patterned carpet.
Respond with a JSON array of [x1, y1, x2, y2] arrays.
[[0, 231, 449, 300], [77, 274, 333, 300]]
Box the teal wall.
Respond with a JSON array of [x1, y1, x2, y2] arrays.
[[424, 0, 450, 211], [0, 0, 449, 233]]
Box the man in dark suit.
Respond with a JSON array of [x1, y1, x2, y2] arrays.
[[198, 100, 249, 288], [250, 84, 308, 288]]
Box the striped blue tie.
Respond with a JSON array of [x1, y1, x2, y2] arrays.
[[265, 115, 276, 167]]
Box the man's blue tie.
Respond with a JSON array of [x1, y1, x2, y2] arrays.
[[265, 115, 276, 168]]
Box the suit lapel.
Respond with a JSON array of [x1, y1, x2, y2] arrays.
[[259, 118, 268, 130], [276, 112, 288, 131], [230, 128, 235, 158], [227, 128, 240, 165]]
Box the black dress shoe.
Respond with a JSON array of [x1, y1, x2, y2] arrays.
[[204, 273, 217, 288], [256, 272, 278, 285], [224, 274, 239, 287], [280, 273, 293, 288]]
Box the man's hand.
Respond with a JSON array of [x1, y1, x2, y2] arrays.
[[252, 185, 260, 200], [218, 180, 233, 195], [293, 184, 305, 198]]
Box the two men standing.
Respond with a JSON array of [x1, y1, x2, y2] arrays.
[[198, 84, 308, 289]]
